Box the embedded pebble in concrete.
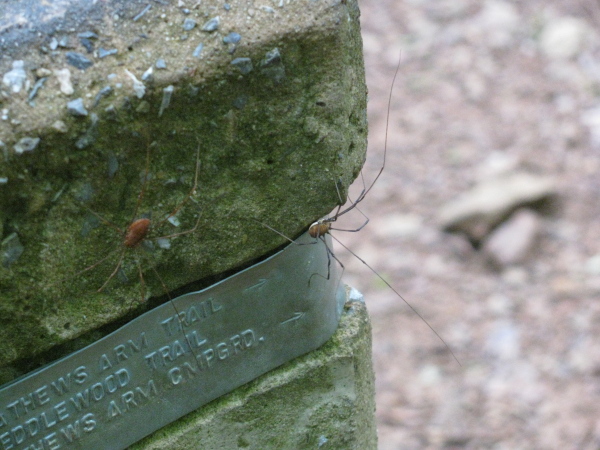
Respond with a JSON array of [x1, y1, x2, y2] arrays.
[[1, 233, 24, 268], [231, 57, 253, 74], [223, 32, 242, 53], [155, 59, 167, 69], [80, 38, 94, 53], [80, 214, 100, 238], [157, 238, 171, 249], [14, 137, 40, 154], [2, 61, 27, 93], [51, 120, 68, 133], [135, 101, 150, 113], [57, 36, 70, 48], [107, 152, 119, 178], [67, 98, 88, 116], [65, 51, 93, 70], [232, 95, 248, 110], [224, 32, 241, 44], [125, 69, 146, 98], [28, 77, 47, 102], [158, 85, 174, 117], [75, 113, 99, 149], [141, 66, 154, 81], [35, 68, 51, 78], [77, 31, 99, 39], [193, 43, 204, 58], [201, 16, 220, 32], [93, 86, 113, 107], [183, 18, 196, 30], [54, 68, 74, 95], [98, 48, 118, 58], [76, 133, 94, 149], [260, 48, 285, 82], [133, 4, 152, 21], [262, 48, 282, 66]]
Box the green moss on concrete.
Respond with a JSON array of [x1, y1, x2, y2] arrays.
[[131, 298, 377, 449], [0, 0, 367, 384]]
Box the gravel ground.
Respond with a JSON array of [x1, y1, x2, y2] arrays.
[[335, 0, 600, 448]]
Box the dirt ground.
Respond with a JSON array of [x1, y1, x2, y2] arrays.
[[335, 0, 600, 448]]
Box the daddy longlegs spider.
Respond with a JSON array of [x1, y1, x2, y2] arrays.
[[261, 54, 461, 366]]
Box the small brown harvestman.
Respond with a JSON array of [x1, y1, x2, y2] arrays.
[[66, 139, 202, 306], [263, 55, 461, 366]]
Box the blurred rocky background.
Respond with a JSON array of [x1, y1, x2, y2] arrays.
[[336, 0, 600, 447]]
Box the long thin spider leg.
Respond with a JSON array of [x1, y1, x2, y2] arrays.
[[329, 189, 366, 221], [329, 53, 402, 223], [308, 235, 346, 286], [309, 237, 332, 286], [154, 144, 201, 230], [80, 205, 124, 235], [138, 257, 146, 302], [49, 247, 121, 287], [330, 221, 370, 234], [324, 235, 345, 274], [153, 213, 202, 241], [354, 53, 402, 203], [332, 173, 367, 220], [330, 181, 345, 219], [130, 138, 153, 224], [327, 197, 370, 233], [98, 248, 127, 292], [249, 218, 319, 247], [329, 233, 461, 366], [148, 263, 203, 371], [329, 210, 370, 234], [334, 184, 369, 220], [126, 255, 147, 312], [350, 200, 369, 224], [323, 235, 347, 303]]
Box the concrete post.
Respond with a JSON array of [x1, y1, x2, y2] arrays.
[[0, 0, 375, 446]]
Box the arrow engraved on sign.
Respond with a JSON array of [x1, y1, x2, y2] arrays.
[[244, 278, 267, 293], [280, 312, 304, 325]]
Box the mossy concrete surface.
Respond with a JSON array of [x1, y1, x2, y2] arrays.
[[0, 0, 367, 382], [131, 297, 377, 450]]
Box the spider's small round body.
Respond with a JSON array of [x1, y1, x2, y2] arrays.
[[124, 218, 151, 248], [309, 221, 331, 239]]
